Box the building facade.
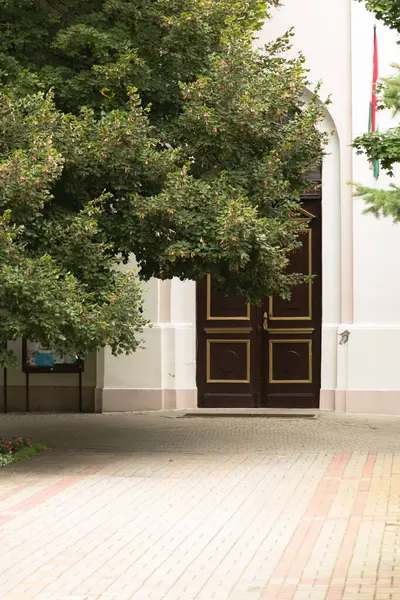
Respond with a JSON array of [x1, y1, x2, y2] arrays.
[[2, 0, 400, 415]]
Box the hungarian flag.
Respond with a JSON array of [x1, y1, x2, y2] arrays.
[[369, 25, 379, 179]]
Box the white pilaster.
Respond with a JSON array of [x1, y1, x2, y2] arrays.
[[100, 276, 197, 411]]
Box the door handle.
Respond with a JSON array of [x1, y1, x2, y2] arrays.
[[263, 312, 268, 331]]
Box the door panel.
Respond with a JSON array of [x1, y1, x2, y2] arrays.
[[269, 339, 312, 383], [196, 275, 260, 408], [207, 280, 251, 321], [269, 228, 312, 321], [262, 199, 322, 408]]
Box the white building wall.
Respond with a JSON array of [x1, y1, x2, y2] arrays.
[[347, 2, 400, 412], [351, 5, 400, 327]]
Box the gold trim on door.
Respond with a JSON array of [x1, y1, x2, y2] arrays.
[[269, 229, 312, 321], [206, 275, 251, 321], [205, 327, 252, 334], [290, 206, 315, 222], [267, 328, 314, 335], [269, 339, 312, 384], [206, 339, 251, 384]]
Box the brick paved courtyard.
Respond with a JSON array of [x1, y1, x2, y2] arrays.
[[2, 410, 400, 599]]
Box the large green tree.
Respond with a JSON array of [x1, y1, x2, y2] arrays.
[[0, 90, 149, 366], [361, 0, 400, 32], [0, 0, 325, 365], [354, 0, 400, 218]]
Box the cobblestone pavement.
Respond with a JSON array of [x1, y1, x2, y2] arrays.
[[2, 410, 400, 599]]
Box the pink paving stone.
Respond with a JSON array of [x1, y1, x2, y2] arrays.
[[362, 453, 377, 478], [7, 476, 81, 512], [0, 515, 14, 524], [0, 484, 34, 503], [325, 591, 344, 600], [261, 455, 353, 600]]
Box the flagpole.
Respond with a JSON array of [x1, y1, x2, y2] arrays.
[[369, 23, 379, 179]]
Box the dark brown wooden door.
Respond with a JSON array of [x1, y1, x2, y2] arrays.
[[262, 199, 322, 408], [196, 188, 322, 409], [196, 276, 259, 408]]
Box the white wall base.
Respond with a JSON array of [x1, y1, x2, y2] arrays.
[[100, 386, 400, 415], [101, 388, 197, 412], [320, 389, 335, 410], [320, 389, 400, 415], [346, 390, 400, 415]]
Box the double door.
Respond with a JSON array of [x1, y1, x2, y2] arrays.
[[196, 198, 322, 408]]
